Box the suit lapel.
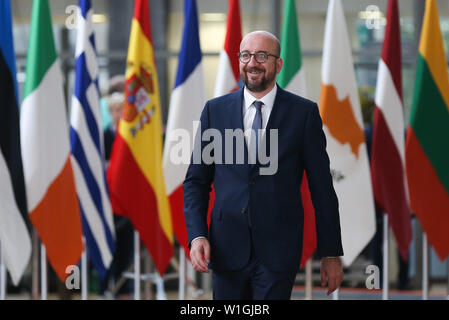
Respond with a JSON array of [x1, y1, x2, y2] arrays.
[[266, 85, 289, 132], [230, 88, 245, 132]]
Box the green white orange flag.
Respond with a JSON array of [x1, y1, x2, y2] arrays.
[[277, 0, 316, 269], [278, 0, 306, 96], [405, 0, 449, 261], [107, 0, 174, 275], [319, 0, 376, 266], [20, 0, 82, 281]]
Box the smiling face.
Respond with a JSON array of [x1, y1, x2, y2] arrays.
[[239, 31, 283, 96]]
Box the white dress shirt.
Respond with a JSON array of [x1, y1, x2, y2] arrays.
[[242, 84, 277, 148]]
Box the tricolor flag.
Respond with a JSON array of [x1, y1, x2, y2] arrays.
[[0, 0, 32, 285], [163, 0, 205, 256], [319, 0, 376, 266], [277, 0, 316, 269], [70, 0, 115, 280], [405, 0, 449, 261], [371, 0, 411, 262], [20, 0, 83, 281], [107, 0, 174, 275], [213, 0, 242, 97], [277, 0, 306, 97]]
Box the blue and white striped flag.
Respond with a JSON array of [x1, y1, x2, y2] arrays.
[[70, 0, 115, 280]]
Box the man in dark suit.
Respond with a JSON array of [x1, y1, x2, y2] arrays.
[[183, 31, 344, 299]]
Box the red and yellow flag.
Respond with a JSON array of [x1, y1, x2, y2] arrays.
[[107, 0, 173, 275]]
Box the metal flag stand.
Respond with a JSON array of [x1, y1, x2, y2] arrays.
[[422, 233, 429, 300], [179, 249, 186, 300], [128, 230, 171, 300], [124, 231, 204, 300], [446, 258, 449, 300], [155, 272, 166, 300], [40, 244, 47, 300], [332, 288, 339, 300], [134, 231, 140, 300], [382, 214, 389, 300], [171, 249, 203, 300], [31, 230, 39, 300], [81, 237, 88, 300], [0, 242, 6, 300], [305, 259, 313, 300]]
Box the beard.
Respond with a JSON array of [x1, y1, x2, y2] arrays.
[[241, 66, 276, 92]]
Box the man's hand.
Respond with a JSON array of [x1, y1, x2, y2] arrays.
[[190, 238, 210, 273], [320, 257, 344, 295]]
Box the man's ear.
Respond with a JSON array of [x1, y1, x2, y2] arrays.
[[276, 58, 283, 74]]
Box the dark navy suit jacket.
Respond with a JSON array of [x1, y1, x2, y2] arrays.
[[183, 85, 343, 272]]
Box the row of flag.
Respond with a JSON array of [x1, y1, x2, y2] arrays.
[[1, 0, 448, 290], [320, 0, 449, 265], [318, 0, 449, 266]]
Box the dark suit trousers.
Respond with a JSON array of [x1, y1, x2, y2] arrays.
[[212, 233, 297, 300]]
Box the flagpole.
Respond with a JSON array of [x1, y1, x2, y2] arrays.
[[179, 249, 185, 300], [305, 259, 312, 300], [155, 272, 166, 300], [446, 257, 449, 300], [382, 214, 389, 300], [422, 233, 429, 300], [32, 230, 39, 300], [81, 237, 87, 300], [332, 288, 339, 300], [144, 251, 152, 299], [0, 242, 6, 300], [134, 231, 140, 300], [187, 259, 195, 298], [40, 244, 47, 300]]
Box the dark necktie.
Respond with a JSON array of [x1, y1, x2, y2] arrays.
[[250, 100, 263, 165]]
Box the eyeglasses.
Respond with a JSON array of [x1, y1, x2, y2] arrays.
[[238, 51, 279, 64]]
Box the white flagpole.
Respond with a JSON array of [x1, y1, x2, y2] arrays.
[[332, 288, 339, 300], [134, 231, 140, 300], [81, 237, 87, 300], [305, 259, 312, 300], [32, 231, 39, 300], [446, 257, 449, 300], [144, 251, 152, 300], [179, 249, 185, 300], [40, 244, 47, 300], [0, 242, 6, 300], [422, 233, 429, 300], [187, 258, 195, 298], [155, 272, 167, 300], [382, 214, 389, 300]]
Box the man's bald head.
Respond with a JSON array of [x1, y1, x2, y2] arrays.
[[240, 30, 281, 57], [238, 30, 283, 96]]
